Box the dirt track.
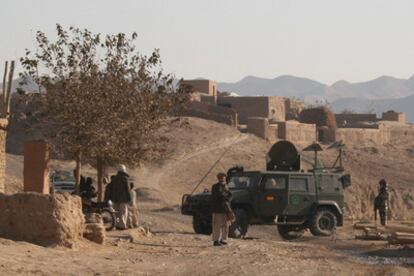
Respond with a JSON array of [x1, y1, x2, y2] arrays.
[[0, 208, 413, 276]]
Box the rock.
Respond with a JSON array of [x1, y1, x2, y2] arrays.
[[83, 223, 105, 244], [85, 213, 103, 224]]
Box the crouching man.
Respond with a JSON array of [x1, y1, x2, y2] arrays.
[[211, 172, 233, 246]]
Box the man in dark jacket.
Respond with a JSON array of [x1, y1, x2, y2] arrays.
[[108, 165, 131, 230], [211, 172, 233, 246], [374, 179, 389, 226]]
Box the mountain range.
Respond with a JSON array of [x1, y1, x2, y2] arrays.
[[218, 75, 414, 122]]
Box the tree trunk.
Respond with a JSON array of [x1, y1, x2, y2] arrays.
[[97, 156, 104, 202], [2, 61, 8, 117], [5, 60, 15, 117], [75, 151, 81, 195]]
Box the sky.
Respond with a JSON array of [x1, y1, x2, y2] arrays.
[[1, 0, 414, 84]]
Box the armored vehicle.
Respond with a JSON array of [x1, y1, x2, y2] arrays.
[[181, 140, 351, 240]]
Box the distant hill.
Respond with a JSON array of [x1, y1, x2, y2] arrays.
[[218, 74, 414, 122], [218, 75, 414, 101], [218, 75, 329, 102], [0, 77, 38, 93]]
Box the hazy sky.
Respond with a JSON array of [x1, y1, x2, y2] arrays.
[[1, 0, 414, 84]]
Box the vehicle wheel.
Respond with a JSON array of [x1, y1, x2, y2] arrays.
[[101, 210, 116, 231], [193, 214, 212, 235], [229, 209, 249, 238], [309, 208, 337, 236], [277, 225, 305, 240]]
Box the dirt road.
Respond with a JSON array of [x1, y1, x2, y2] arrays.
[[1, 208, 413, 276]]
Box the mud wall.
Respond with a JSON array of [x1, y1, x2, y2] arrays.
[[0, 193, 85, 247], [247, 117, 277, 143], [335, 113, 377, 125], [183, 101, 237, 127], [277, 121, 316, 144], [334, 127, 390, 145]]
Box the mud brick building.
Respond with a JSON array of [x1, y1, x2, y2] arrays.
[[181, 79, 217, 97], [217, 96, 285, 124], [382, 110, 406, 123]]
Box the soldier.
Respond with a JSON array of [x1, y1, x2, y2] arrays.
[[211, 172, 233, 246], [374, 179, 389, 226]]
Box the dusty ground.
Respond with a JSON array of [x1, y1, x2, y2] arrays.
[[0, 207, 413, 276], [2, 117, 414, 275]]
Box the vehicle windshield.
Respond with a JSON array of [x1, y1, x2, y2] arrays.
[[52, 171, 75, 183], [228, 175, 256, 189]]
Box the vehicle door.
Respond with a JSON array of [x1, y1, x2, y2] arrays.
[[316, 174, 344, 206], [258, 174, 288, 216], [284, 175, 316, 216]]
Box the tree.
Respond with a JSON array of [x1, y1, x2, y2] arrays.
[[20, 24, 189, 198]]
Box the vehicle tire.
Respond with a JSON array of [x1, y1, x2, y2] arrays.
[[229, 209, 249, 238], [277, 225, 305, 240], [101, 209, 116, 231], [309, 208, 337, 236], [193, 214, 212, 235]]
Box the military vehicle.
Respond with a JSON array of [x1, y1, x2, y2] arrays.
[[181, 140, 351, 240]]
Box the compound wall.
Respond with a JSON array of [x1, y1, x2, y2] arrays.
[[334, 127, 390, 145], [0, 193, 85, 247], [183, 101, 237, 127], [247, 117, 277, 143], [276, 121, 316, 144], [335, 114, 377, 125]]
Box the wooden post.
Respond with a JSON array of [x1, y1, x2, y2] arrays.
[[1, 61, 8, 117]]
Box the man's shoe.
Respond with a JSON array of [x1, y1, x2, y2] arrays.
[[219, 240, 228, 245], [213, 241, 222, 246]]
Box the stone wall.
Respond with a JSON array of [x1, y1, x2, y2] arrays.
[[217, 96, 285, 124], [0, 193, 85, 247], [183, 101, 237, 127], [0, 119, 7, 193], [276, 121, 316, 144]]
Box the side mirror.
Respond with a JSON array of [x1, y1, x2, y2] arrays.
[[340, 174, 351, 189]]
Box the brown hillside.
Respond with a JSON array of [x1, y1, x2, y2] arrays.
[[5, 116, 414, 220]]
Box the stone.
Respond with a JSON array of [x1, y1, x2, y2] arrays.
[[83, 223, 105, 245]]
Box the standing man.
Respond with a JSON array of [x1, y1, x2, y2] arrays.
[[374, 179, 389, 226], [211, 172, 233, 246], [107, 165, 131, 230], [127, 182, 139, 228]]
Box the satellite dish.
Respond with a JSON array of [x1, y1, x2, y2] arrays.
[[266, 140, 300, 171]]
